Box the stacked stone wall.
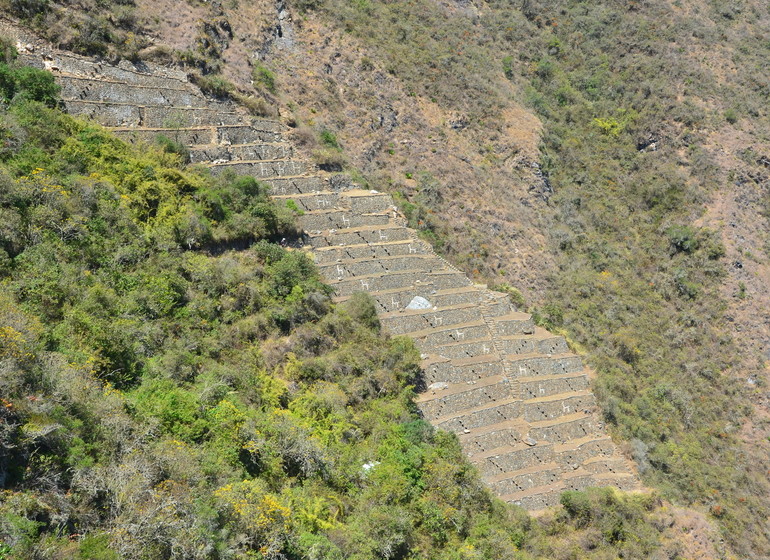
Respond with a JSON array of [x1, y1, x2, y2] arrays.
[[24, 41, 639, 510]]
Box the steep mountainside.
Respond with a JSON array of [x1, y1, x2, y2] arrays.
[[16, 28, 642, 509], [3, 0, 770, 556], [0, 22, 719, 560]]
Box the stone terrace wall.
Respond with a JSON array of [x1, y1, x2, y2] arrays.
[[9, 31, 639, 510]]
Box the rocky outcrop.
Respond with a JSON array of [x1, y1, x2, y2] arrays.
[[15, 40, 639, 510]]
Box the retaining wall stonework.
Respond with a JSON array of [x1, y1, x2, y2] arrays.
[[190, 143, 294, 163], [489, 467, 562, 496], [462, 427, 522, 454], [519, 374, 589, 400], [311, 240, 428, 264], [31, 42, 639, 510], [424, 358, 507, 385], [59, 76, 206, 107], [473, 445, 556, 477], [64, 99, 244, 127], [433, 399, 523, 433], [263, 176, 326, 195]]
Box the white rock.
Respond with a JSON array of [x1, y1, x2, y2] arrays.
[[406, 296, 432, 310], [428, 382, 449, 391]]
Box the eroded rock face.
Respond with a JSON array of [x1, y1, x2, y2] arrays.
[[16, 36, 638, 510]]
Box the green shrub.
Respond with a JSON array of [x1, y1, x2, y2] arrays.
[[77, 534, 119, 560], [666, 224, 700, 254], [491, 283, 525, 308], [188, 72, 234, 99], [560, 490, 593, 527], [0, 63, 60, 107], [724, 107, 739, 124], [68, 16, 114, 56], [7, 0, 49, 19], [343, 291, 380, 332], [0, 36, 16, 63], [233, 91, 274, 116], [320, 128, 340, 149], [532, 303, 563, 330], [155, 134, 190, 162], [502, 55, 514, 79], [252, 61, 277, 94], [313, 147, 347, 172]]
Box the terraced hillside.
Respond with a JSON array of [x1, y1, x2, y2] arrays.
[[14, 41, 639, 510]]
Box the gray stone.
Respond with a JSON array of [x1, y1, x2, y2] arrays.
[[406, 296, 432, 310]]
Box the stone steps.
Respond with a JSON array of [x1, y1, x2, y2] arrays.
[[423, 355, 507, 385], [498, 331, 569, 356], [581, 456, 634, 476], [499, 466, 627, 509], [307, 224, 414, 247], [591, 471, 639, 491], [418, 381, 513, 420], [431, 337, 502, 361], [414, 321, 491, 347], [519, 372, 590, 400], [517, 372, 588, 400], [471, 443, 556, 478], [501, 483, 564, 510], [273, 192, 344, 213], [508, 353, 584, 377], [332, 269, 470, 298], [457, 416, 526, 441], [461, 424, 522, 456], [298, 209, 393, 232], [56, 70, 192, 94], [217, 123, 288, 141], [112, 126, 217, 146], [345, 191, 395, 214], [335, 283, 488, 311], [487, 464, 563, 496], [528, 411, 603, 443], [417, 373, 506, 403], [468, 434, 616, 482], [523, 390, 596, 423], [380, 301, 510, 336], [562, 471, 603, 493], [489, 314, 537, 338]]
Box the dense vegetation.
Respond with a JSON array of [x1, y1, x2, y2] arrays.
[[0, 54, 688, 559], [290, 0, 770, 555]]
